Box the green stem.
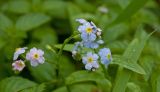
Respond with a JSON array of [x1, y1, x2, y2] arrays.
[[57, 35, 75, 57], [101, 64, 107, 77], [56, 34, 77, 92], [112, 66, 131, 92], [100, 63, 111, 80]]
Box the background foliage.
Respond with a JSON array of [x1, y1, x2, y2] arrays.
[[0, 0, 160, 92]]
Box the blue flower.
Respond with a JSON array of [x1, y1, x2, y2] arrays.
[[83, 40, 104, 49], [72, 42, 83, 52], [72, 42, 83, 58], [13, 47, 27, 60], [78, 22, 97, 41], [98, 48, 112, 65], [82, 52, 99, 70]]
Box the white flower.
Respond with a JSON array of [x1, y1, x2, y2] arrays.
[[26, 47, 45, 67], [12, 60, 25, 72], [13, 47, 27, 60]]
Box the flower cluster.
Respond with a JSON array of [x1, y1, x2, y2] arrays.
[[12, 47, 45, 72], [76, 18, 104, 49], [72, 19, 112, 71]]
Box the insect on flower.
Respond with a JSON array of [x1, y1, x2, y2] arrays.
[[26, 47, 45, 67]]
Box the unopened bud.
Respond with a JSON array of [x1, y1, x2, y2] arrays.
[[96, 31, 101, 36]]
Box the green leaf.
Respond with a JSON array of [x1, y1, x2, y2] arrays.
[[151, 66, 160, 92], [126, 82, 141, 92], [32, 26, 58, 45], [42, 0, 67, 18], [139, 56, 154, 81], [20, 84, 45, 92], [157, 76, 160, 92], [66, 71, 111, 92], [104, 23, 129, 42], [117, 0, 132, 9], [0, 13, 13, 31], [2, 0, 31, 14], [54, 44, 74, 52], [29, 62, 57, 83], [59, 55, 75, 77], [0, 37, 6, 50], [112, 26, 152, 92], [0, 77, 37, 92], [113, 55, 146, 74], [107, 40, 129, 54], [67, 3, 82, 32], [147, 37, 160, 59], [16, 13, 50, 31], [109, 0, 149, 27], [53, 84, 98, 92]]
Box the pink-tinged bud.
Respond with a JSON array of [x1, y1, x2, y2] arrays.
[[12, 60, 25, 72]]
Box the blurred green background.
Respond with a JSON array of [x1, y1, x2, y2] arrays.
[[0, 0, 160, 92]]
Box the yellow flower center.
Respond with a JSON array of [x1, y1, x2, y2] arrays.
[[17, 62, 24, 67], [16, 48, 21, 51], [33, 53, 39, 59], [88, 57, 93, 63], [106, 54, 111, 59], [86, 27, 92, 33]]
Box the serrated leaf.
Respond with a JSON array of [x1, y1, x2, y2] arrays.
[[0, 77, 37, 92], [54, 44, 74, 52], [16, 13, 50, 31], [20, 84, 45, 92], [66, 71, 111, 92], [0, 13, 13, 31]]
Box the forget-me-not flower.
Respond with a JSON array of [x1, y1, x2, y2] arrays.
[[83, 40, 104, 49], [13, 47, 27, 60], [98, 48, 112, 65], [82, 52, 99, 71], [26, 47, 45, 67], [77, 21, 97, 41], [12, 60, 25, 72], [72, 42, 83, 60], [72, 42, 83, 52]]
